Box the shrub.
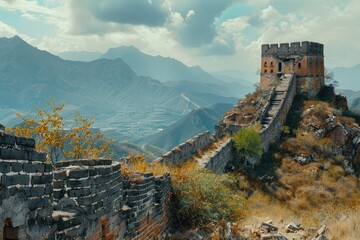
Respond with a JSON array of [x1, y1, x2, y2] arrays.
[[232, 125, 262, 162], [170, 162, 245, 227]]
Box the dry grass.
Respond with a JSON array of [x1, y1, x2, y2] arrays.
[[122, 153, 169, 177], [328, 209, 360, 240], [223, 89, 268, 126]]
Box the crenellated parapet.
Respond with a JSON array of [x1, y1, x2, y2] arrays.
[[0, 127, 172, 240], [261, 41, 324, 56]]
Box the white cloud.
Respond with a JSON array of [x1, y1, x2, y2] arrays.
[[1, 0, 360, 81], [185, 10, 195, 21], [0, 20, 17, 37]]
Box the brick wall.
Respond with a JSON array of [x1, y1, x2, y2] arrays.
[[154, 131, 212, 165], [0, 127, 172, 240], [52, 159, 124, 239], [200, 139, 234, 174], [260, 74, 297, 152], [123, 172, 171, 239], [0, 130, 54, 240]]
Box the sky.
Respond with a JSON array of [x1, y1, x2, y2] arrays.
[[0, 0, 359, 79]]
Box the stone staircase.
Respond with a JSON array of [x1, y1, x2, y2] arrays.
[[261, 74, 292, 129]]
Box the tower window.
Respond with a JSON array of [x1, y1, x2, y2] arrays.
[[270, 62, 274, 67], [270, 69, 273, 73], [298, 63, 301, 69], [264, 62, 268, 67], [264, 69, 267, 73]]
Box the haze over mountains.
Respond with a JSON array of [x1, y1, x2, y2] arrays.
[[3, 35, 359, 156], [137, 103, 232, 150], [0, 36, 242, 154]]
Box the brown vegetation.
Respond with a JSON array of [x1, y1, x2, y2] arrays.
[[223, 88, 269, 126]]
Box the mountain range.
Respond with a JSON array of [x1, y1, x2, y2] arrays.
[[137, 103, 232, 151], [331, 64, 360, 90], [0, 36, 242, 156], [99, 46, 254, 98]]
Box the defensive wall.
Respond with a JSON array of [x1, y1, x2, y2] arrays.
[[0, 124, 171, 240], [213, 74, 297, 166], [261, 41, 324, 98], [154, 130, 234, 174], [154, 131, 213, 165], [259, 74, 297, 153], [261, 41, 324, 56], [198, 139, 234, 174]]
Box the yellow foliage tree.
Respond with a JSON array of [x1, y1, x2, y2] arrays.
[[11, 98, 112, 165]]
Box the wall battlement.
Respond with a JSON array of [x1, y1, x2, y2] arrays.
[[0, 129, 171, 240], [154, 131, 213, 165], [262, 41, 324, 56]]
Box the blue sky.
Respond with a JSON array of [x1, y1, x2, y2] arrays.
[[0, 0, 359, 79]]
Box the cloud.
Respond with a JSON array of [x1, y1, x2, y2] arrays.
[[3, 0, 16, 4], [200, 16, 248, 56], [68, 0, 238, 49], [91, 0, 168, 27], [169, 0, 237, 47], [0, 20, 18, 37]]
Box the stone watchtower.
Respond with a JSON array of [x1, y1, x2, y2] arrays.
[[260, 41, 324, 97]]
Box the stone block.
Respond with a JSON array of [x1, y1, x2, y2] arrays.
[[2, 174, 30, 186], [53, 171, 67, 181], [68, 169, 89, 179], [52, 189, 65, 200], [55, 161, 70, 169], [15, 136, 35, 148], [31, 174, 52, 185], [44, 163, 52, 172], [0, 148, 28, 160], [24, 186, 45, 197], [11, 161, 23, 172], [0, 133, 16, 146], [28, 197, 50, 210], [0, 161, 11, 173], [28, 151, 44, 161], [95, 159, 112, 165], [68, 188, 91, 197], [45, 185, 52, 195], [77, 195, 94, 206], [67, 179, 91, 188], [96, 166, 112, 175], [112, 164, 120, 172], [23, 163, 45, 173], [53, 180, 64, 189]]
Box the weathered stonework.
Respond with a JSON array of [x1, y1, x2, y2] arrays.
[[154, 131, 213, 165], [261, 41, 324, 98], [198, 139, 234, 174], [0, 130, 171, 240], [259, 74, 297, 154]]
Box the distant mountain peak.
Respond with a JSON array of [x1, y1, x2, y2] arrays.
[[1, 35, 29, 46], [100, 45, 220, 84]]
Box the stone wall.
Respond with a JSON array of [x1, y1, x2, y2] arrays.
[[259, 74, 297, 152], [199, 139, 234, 174], [53, 159, 124, 239], [155, 131, 212, 165], [0, 127, 172, 240], [261, 41, 324, 56], [0, 129, 54, 240], [123, 172, 171, 239]]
